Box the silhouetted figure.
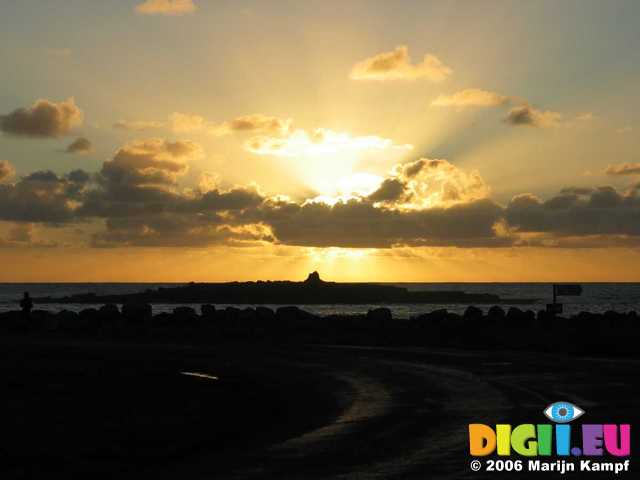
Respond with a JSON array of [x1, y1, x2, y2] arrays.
[[20, 292, 33, 318]]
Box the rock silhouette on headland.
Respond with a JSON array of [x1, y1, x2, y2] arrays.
[[32, 272, 535, 305]]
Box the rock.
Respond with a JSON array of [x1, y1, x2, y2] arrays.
[[57, 310, 80, 331], [256, 306, 275, 322], [152, 312, 174, 327], [29, 309, 51, 331], [367, 308, 392, 328], [201, 304, 216, 318], [428, 309, 448, 324], [276, 306, 300, 327], [463, 306, 483, 322], [304, 271, 323, 286], [122, 303, 152, 324], [487, 306, 505, 319], [237, 308, 257, 333], [224, 306, 240, 323], [173, 306, 198, 326], [604, 310, 624, 328], [99, 304, 120, 317], [78, 308, 99, 332], [0, 310, 27, 332]]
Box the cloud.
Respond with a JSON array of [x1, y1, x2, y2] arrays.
[[246, 196, 505, 248], [135, 0, 196, 16], [114, 112, 291, 136], [431, 88, 510, 108], [213, 114, 292, 136], [350, 45, 452, 82], [6, 138, 640, 249], [505, 186, 640, 238], [113, 120, 165, 131], [0, 98, 83, 138], [0, 161, 15, 182], [504, 104, 562, 128], [367, 178, 406, 203], [169, 112, 207, 133], [432, 88, 567, 129], [65, 137, 92, 155], [559, 186, 594, 196], [605, 163, 640, 176], [383, 158, 490, 209], [99, 138, 202, 189], [246, 127, 413, 158], [0, 169, 90, 223]]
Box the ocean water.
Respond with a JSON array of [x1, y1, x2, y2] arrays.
[[0, 283, 639, 318]]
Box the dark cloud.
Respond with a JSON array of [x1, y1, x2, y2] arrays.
[[504, 104, 561, 128], [367, 178, 407, 203], [0, 98, 82, 138], [65, 137, 92, 154], [243, 197, 506, 249], [0, 170, 87, 223], [213, 114, 291, 136], [505, 187, 640, 237]]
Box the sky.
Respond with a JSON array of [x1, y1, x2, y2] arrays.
[[1, 0, 640, 282]]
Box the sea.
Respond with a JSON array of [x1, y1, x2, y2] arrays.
[[1, 283, 640, 318]]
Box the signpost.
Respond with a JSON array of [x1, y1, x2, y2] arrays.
[[547, 284, 582, 314]]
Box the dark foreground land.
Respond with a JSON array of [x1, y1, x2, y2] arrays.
[[2, 337, 639, 479], [3, 282, 640, 479]]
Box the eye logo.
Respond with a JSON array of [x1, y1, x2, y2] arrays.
[[543, 401, 585, 423]]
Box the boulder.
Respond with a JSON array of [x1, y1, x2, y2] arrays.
[[122, 303, 152, 325], [463, 306, 483, 322], [487, 305, 506, 319], [256, 306, 275, 323], [79, 308, 100, 332], [201, 304, 216, 319], [173, 306, 199, 327], [276, 306, 300, 328], [366, 308, 392, 329], [57, 310, 81, 331], [506, 307, 525, 324]]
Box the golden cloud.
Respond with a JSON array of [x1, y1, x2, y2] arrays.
[[350, 45, 452, 82], [0, 98, 83, 138], [245, 128, 413, 157], [605, 163, 640, 176], [431, 88, 510, 108], [113, 120, 165, 131]]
